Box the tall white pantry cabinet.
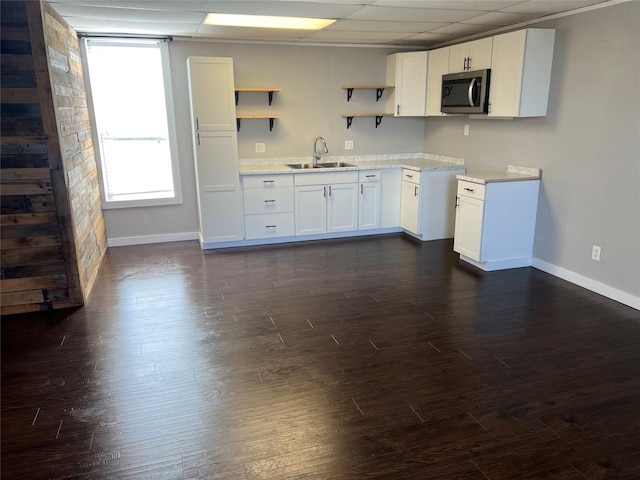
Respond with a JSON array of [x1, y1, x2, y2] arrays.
[[187, 57, 244, 244]]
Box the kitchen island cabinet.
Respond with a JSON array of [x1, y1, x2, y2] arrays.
[[453, 165, 541, 271]]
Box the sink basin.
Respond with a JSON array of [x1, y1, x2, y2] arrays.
[[287, 162, 356, 169]]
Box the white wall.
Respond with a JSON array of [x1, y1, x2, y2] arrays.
[[422, 1, 640, 304], [103, 41, 425, 243]]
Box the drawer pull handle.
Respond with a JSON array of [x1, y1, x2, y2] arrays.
[[263, 180, 275, 184], [464, 187, 475, 192], [405, 174, 413, 179], [266, 225, 277, 228], [365, 174, 376, 178], [264, 199, 276, 203]]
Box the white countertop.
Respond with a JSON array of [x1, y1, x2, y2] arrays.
[[456, 164, 541, 184], [239, 153, 466, 175]]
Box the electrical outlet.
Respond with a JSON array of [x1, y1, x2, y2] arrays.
[[592, 245, 601, 261], [345, 140, 353, 150], [255, 143, 265, 153], [464, 124, 469, 136]]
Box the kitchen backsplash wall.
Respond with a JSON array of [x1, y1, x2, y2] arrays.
[[421, 1, 640, 303]]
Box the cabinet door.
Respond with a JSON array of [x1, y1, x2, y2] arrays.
[[489, 29, 555, 117], [400, 181, 420, 234], [448, 44, 469, 73], [448, 38, 492, 72], [453, 195, 484, 261], [358, 182, 380, 230], [426, 47, 449, 116], [198, 190, 244, 243], [295, 185, 326, 235], [467, 38, 493, 70], [195, 132, 243, 242], [395, 52, 428, 116], [187, 57, 236, 131], [328, 183, 358, 233], [195, 131, 240, 191]]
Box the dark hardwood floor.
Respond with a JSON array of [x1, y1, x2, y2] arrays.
[[2, 235, 639, 479]]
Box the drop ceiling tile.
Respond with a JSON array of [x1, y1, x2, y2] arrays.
[[302, 29, 410, 42], [429, 23, 492, 35], [500, 0, 608, 15], [63, 17, 201, 35], [345, 6, 483, 22], [49, 0, 212, 12], [372, 0, 524, 11], [196, 24, 309, 39], [203, 1, 364, 18], [399, 31, 456, 42], [49, 4, 205, 23], [326, 19, 447, 32], [461, 11, 538, 26]]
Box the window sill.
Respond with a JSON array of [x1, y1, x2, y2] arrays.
[[101, 194, 182, 210]]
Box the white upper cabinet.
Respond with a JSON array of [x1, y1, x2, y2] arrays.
[[448, 37, 493, 73], [488, 29, 556, 118], [187, 57, 236, 131], [425, 47, 449, 116], [386, 51, 428, 117]]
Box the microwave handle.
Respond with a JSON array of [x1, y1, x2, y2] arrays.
[[468, 78, 476, 107]]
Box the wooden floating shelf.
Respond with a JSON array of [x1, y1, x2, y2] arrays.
[[235, 88, 282, 105], [236, 115, 282, 132], [341, 85, 394, 102], [341, 113, 392, 129]]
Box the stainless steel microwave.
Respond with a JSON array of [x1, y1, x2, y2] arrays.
[[441, 69, 491, 114]]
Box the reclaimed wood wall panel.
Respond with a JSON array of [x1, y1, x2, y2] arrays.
[[41, 1, 107, 300], [1, 0, 106, 315]]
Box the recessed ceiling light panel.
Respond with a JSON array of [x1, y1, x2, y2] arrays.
[[205, 13, 336, 30]]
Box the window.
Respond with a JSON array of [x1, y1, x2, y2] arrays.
[[83, 39, 181, 208]]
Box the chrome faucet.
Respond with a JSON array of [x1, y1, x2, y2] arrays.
[[313, 136, 328, 166]]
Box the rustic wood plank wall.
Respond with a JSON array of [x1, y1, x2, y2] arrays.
[[0, 0, 107, 315], [41, 1, 107, 301]]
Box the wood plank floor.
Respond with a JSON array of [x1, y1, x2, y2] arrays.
[[2, 235, 639, 479]]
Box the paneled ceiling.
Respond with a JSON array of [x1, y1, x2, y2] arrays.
[[47, 0, 618, 47]]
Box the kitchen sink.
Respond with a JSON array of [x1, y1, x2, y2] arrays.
[[287, 162, 356, 169]]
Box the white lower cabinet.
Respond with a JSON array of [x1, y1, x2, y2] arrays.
[[400, 167, 465, 240], [194, 131, 244, 243], [294, 171, 359, 236], [242, 174, 294, 239], [400, 171, 420, 234], [358, 170, 381, 230], [453, 179, 540, 270]]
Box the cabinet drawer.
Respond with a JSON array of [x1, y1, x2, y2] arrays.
[[244, 213, 295, 239], [457, 180, 486, 200], [402, 169, 421, 184], [243, 187, 293, 214], [359, 170, 381, 182], [243, 174, 294, 189]]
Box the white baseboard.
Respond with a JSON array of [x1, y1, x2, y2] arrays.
[[107, 232, 199, 247], [532, 257, 640, 311]]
